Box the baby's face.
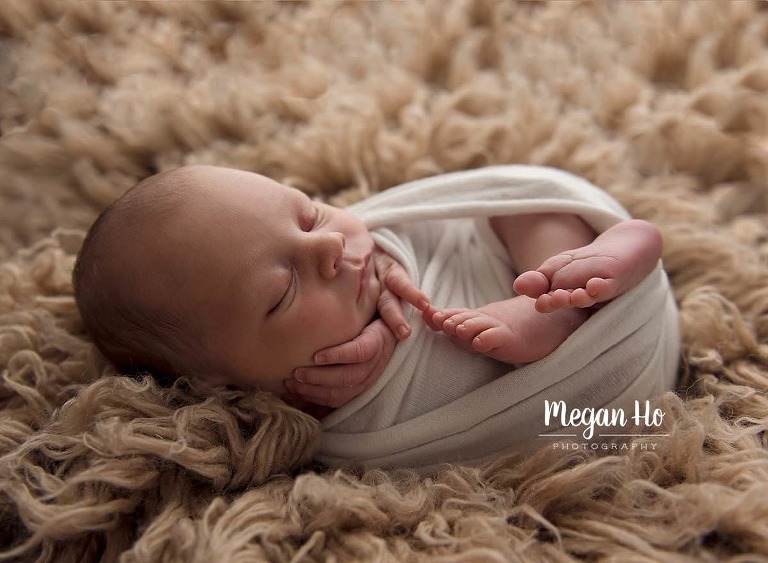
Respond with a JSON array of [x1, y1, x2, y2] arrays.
[[166, 166, 381, 394]]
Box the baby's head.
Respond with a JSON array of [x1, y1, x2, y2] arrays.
[[73, 165, 381, 394]]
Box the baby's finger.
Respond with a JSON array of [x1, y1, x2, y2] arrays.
[[378, 289, 411, 340], [293, 362, 370, 388], [373, 252, 428, 311], [313, 329, 379, 365], [286, 365, 382, 407], [386, 269, 429, 311]]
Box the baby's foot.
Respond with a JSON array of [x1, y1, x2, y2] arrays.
[[427, 297, 589, 364], [431, 307, 515, 356], [512, 219, 662, 313]]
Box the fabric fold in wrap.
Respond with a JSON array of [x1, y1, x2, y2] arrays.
[[316, 166, 680, 472]]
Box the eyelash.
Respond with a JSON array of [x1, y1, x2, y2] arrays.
[[271, 202, 316, 315], [269, 267, 295, 315]]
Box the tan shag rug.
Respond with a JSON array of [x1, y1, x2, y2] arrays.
[[2, 1, 768, 561]]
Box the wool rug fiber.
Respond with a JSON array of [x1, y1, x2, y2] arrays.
[[1, 1, 768, 561]]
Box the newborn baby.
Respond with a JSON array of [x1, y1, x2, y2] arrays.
[[74, 165, 678, 470], [73, 165, 660, 403]]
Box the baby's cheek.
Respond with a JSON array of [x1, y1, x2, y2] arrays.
[[301, 300, 361, 348]]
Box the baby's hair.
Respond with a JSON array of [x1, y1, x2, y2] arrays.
[[73, 167, 218, 386]]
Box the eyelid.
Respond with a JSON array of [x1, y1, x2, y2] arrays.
[[268, 268, 294, 315], [285, 266, 298, 309], [309, 203, 320, 230], [299, 202, 317, 232]]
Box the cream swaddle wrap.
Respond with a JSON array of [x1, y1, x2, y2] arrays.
[[317, 166, 680, 472]]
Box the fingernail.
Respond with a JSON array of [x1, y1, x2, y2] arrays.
[[397, 324, 409, 338], [417, 299, 429, 311], [294, 369, 306, 382], [433, 312, 444, 320], [314, 353, 327, 365], [445, 319, 455, 326]]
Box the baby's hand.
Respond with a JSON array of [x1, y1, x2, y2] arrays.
[[285, 248, 428, 410], [285, 318, 396, 409], [426, 305, 516, 356], [373, 246, 429, 339]]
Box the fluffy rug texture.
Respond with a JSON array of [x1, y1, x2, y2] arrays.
[[1, 1, 768, 561]]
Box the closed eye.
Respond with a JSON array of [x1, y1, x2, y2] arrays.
[[268, 268, 295, 315]]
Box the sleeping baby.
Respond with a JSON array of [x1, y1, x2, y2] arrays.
[[73, 165, 679, 471]]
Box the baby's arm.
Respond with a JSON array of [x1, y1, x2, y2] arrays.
[[426, 214, 662, 364]]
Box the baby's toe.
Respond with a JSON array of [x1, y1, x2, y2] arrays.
[[570, 288, 597, 308], [472, 327, 506, 353], [455, 323, 481, 340], [428, 307, 462, 331], [442, 318, 460, 335], [549, 289, 572, 310], [513, 271, 550, 298], [455, 316, 496, 340], [425, 309, 443, 331], [535, 294, 556, 313], [586, 277, 619, 302], [442, 310, 474, 335]]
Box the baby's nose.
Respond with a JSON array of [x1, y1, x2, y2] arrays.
[[317, 232, 345, 278]]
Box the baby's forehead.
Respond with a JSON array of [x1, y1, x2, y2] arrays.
[[189, 167, 303, 203], [130, 168, 313, 244]]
